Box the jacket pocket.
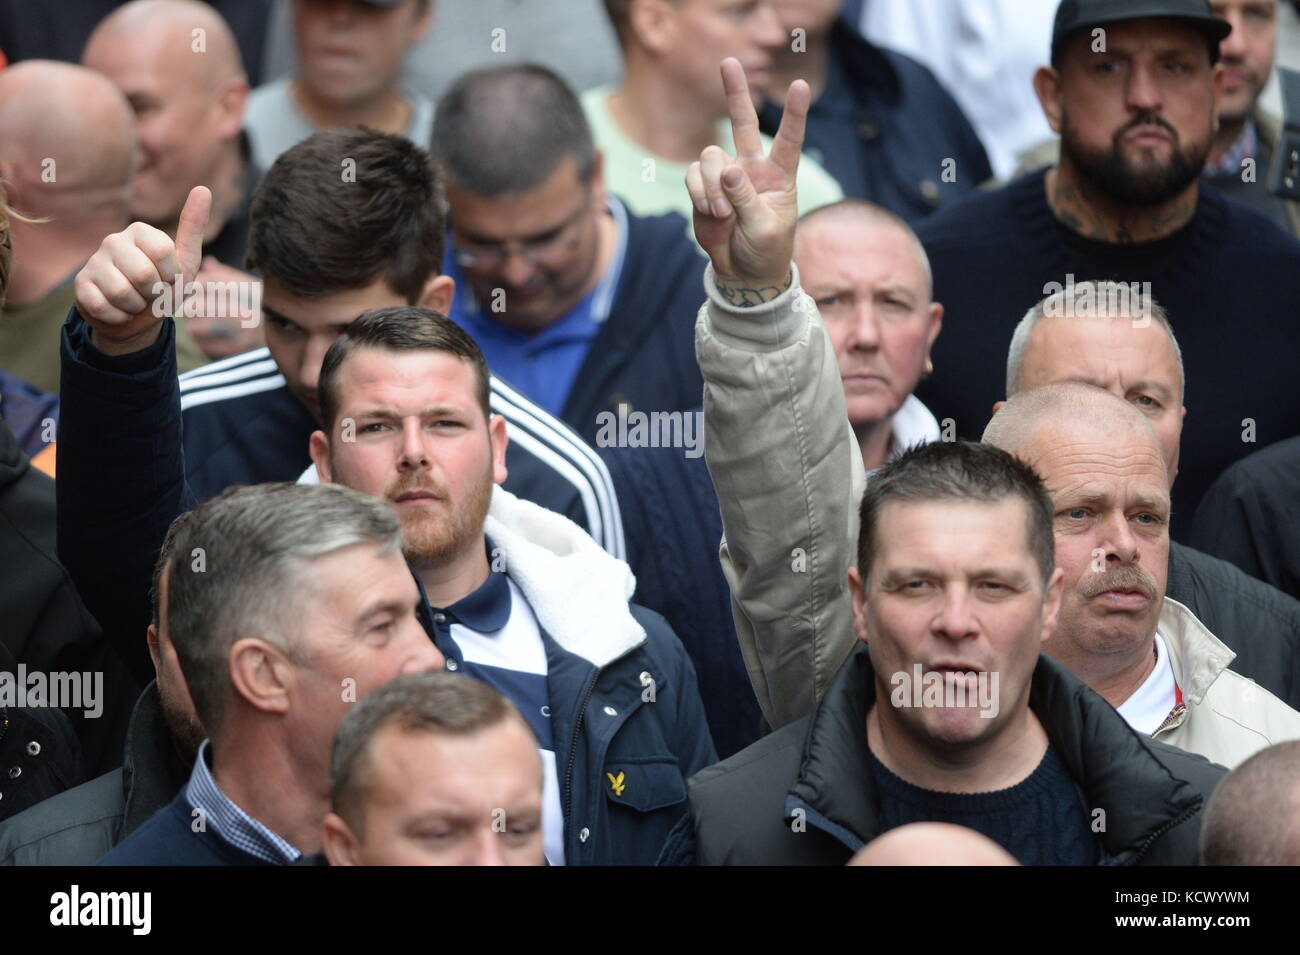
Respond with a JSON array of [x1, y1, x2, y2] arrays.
[[601, 756, 687, 813]]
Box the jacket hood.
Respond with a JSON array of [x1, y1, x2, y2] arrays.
[[485, 484, 645, 668], [787, 644, 1206, 863]]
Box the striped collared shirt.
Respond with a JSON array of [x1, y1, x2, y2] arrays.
[[184, 740, 302, 865]]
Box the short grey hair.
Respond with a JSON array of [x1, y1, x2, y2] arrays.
[[1201, 741, 1300, 865], [166, 482, 404, 736], [1005, 280, 1184, 398], [330, 671, 537, 828]]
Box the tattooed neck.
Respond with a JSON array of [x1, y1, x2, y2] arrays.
[[1046, 166, 1197, 245], [715, 270, 793, 307]]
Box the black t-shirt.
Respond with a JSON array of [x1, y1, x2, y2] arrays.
[[868, 744, 1103, 866]]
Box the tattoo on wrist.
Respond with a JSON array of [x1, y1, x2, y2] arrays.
[[715, 270, 793, 308]]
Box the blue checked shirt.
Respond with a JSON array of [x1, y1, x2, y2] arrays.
[[185, 740, 302, 865]]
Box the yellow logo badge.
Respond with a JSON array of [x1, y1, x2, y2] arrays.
[[606, 771, 626, 797]]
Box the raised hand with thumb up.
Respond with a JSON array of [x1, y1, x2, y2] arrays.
[[73, 185, 211, 355], [685, 58, 809, 306]]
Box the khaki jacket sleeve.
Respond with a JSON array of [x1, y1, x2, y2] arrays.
[[695, 262, 866, 730]]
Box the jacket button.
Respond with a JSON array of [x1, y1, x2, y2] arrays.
[[433, 612, 447, 625], [603, 705, 617, 716], [26, 741, 39, 756], [919, 179, 941, 205], [579, 827, 590, 843], [639, 671, 652, 685], [857, 121, 878, 141], [8, 766, 20, 779], [446, 659, 459, 672]]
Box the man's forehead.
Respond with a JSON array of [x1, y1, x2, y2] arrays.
[[795, 220, 927, 289], [263, 280, 406, 328], [875, 497, 1033, 562], [1024, 316, 1180, 385], [1032, 432, 1170, 493]]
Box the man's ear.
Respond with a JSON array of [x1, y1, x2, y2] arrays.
[[147, 623, 163, 675], [1033, 66, 1065, 134], [848, 566, 871, 646], [1040, 567, 1065, 646], [489, 413, 509, 486], [310, 429, 333, 483], [322, 812, 360, 866], [228, 639, 293, 716], [630, 0, 676, 56], [418, 274, 455, 315], [216, 79, 250, 141], [926, 301, 943, 349]]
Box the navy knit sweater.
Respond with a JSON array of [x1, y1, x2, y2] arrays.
[[913, 171, 1300, 541], [95, 791, 276, 866]]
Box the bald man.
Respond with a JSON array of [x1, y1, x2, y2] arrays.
[[998, 281, 1300, 711], [1200, 741, 1300, 865], [983, 383, 1300, 768], [0, 60, 207, 392], [84, 0, 261, 357], [793, 200, 942, 472], [848, 823, 1019, 866]]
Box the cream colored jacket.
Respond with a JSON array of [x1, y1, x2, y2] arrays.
[[1156, 598, 1300, 768], [697, 263, 1300, 765]]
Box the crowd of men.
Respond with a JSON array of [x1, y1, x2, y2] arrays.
[[1, 0, 1300, 867]]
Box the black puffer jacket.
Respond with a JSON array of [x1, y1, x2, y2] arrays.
[[0, 419, 136, 774], [681, 645, 1226, 866], [0, 682, 189, 863], [0, 642, 81, 822]]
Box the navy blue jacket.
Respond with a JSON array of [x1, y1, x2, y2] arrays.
[[56, 311, 623, 687], [599, 440, 763, 760], [912, 172, 1300, 541], [419, 587, 715, 866], [559, 210, 707, 445], [758, 19, 992, 219]]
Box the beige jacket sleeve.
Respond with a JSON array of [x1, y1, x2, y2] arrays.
[[695, 262, 867, 730]]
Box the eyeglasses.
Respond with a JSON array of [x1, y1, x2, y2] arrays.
[[452, 193, 592, 271]]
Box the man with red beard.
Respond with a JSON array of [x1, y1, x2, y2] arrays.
[[308, 306, 715, 866], [983, 383, 1300, 768]]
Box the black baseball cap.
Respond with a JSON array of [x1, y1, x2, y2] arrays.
[[1051, 0, 1232, 66]]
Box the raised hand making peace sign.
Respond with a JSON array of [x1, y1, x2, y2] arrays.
[[73, 185, 211, 355], [686, 57, 810, 305]]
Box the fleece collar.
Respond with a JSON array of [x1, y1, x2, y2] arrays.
[[484, 485, 645, 668]]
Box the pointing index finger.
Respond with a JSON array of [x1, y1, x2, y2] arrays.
[[720, 57, 764, 160]]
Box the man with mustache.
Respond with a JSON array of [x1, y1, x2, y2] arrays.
[[686, 58, 1300, 769], [983, 383, 1300, 768], [906, 0, 1300, 540]]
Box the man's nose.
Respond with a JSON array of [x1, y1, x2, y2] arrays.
[[934, 587, 979, 641], [849, 300, 882, 350], [498, 248, 538, 289], [1126, 62, 1164, 112], [398, 418, 429, 470], [299, 335, 334, 395], [1217, 11, 1247, 60], [467, 828, 509, 866], [753, 1, 785, 47], [1100, 512, 1141, 566]]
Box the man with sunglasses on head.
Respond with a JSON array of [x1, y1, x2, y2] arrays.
[[431, 64, 707, 446]]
